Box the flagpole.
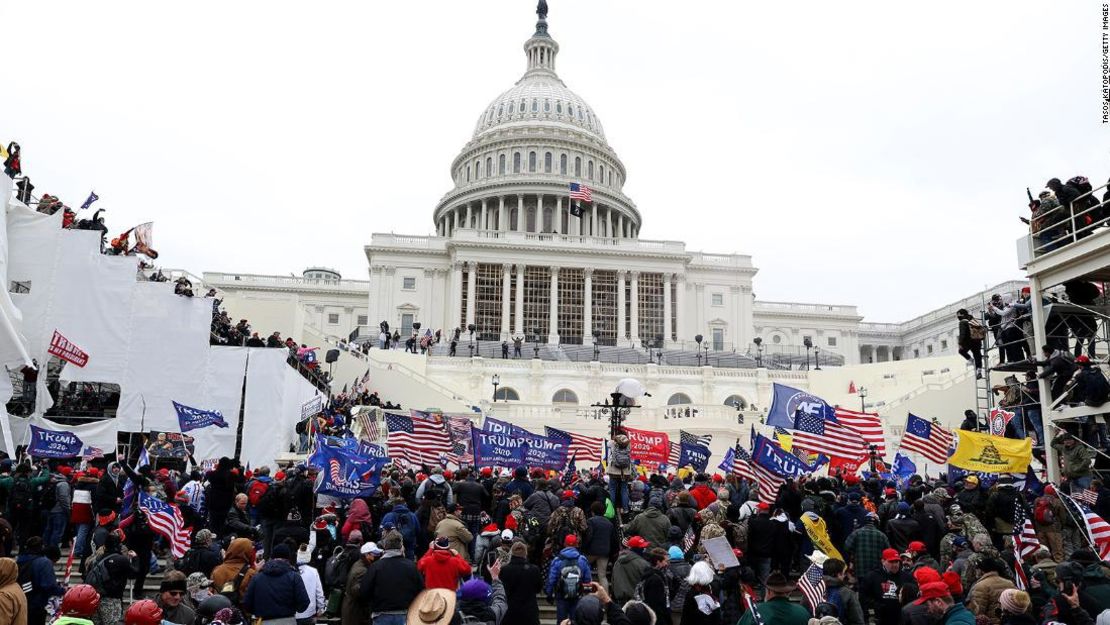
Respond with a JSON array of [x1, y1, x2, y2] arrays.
[[1047, 422, 1110, 465], [1054, 489, 1101, 554]]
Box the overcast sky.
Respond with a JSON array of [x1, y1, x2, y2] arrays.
[[3, 1, 1107, 322]]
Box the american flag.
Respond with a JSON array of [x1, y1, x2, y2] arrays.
[[668, 441, 681, 467], [356, 410, 380, 442], [791, 410, 866, 458], [1012, 497, 1041, 590], [752, 457, 785, 506], [798, 561, 826, 615], [900, 414, 953, 464], [386, 413, 453, 468], [681, 430, 713, 448], [569, 182, 592, 202], [545, 426, 603, 464], [563, 454, 580, 487], [833, 408, 886, 457], [681, 526, 697, 553], [1075, 488, 1100, 507], [446, 415, 475, 465], [720, 445, 756, 483], [138, 492, 191, 558], [741, 588, 766, 625], [1063, 493, 1110, 561]]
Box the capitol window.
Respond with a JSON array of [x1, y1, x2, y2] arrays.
[[494, 387, 520, 401], [772, 335, 782, 344], [357, 315, 368, 326], [403, 277, 416, 290], [529, 151, 537, 172], [486, 157, 492, 176], [327, 313, 340, 325], [544, 152, 552, 173], [475, 159, 480, 177], [941, 339, 948, 350], [513, 152, 521, 173], [599, 165, 604, 184], [556, 102, 563, 113], [499, 154, 506, 174], [544, 99, 550, 112], [466, 166, 471, 182], [498, 104, 504, 117], [828, 336, 837, 347], [531, 99, 538, 113], [711, 293, 723, 306], [588, 161, 594, 180], [568, 104, 574, 117], [519, 100, 526, 113], [574, 157, 581, 177], [560, 154, 567, 175], [552, 389, 578, 404], [667, 392, 692, 405]]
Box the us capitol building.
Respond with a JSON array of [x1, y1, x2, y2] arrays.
[[200, 6, 1024, 440]]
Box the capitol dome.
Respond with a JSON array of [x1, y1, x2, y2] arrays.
[[434, 8, 640, 240]]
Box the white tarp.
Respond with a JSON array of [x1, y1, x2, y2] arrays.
[[240, 348, 320, 469], [6, 202, 63, 359], [188, 347, 247, 463], [0, 176, 32, 368]]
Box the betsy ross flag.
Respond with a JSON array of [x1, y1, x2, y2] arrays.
[[545, 426, 603, 464], [798, 560, 827, 615], [833, 408, 886, 457], [791, 409, 866, 458], [138, 492, 191, 558], [900, 414, 953, 464], [569, 183, 591, 216], [386, 413, 453, 468]]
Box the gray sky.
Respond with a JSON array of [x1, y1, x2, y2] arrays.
[[3, 1, 1106, 322]]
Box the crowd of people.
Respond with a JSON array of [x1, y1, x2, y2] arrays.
[[1027, 176, 1110, 255], [0, 416, 1100, 625]]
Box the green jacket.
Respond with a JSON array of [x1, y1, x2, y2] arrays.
[[1051, 435, 1095, 479], [738, 596, 811, 625], [0, 468, 50, 516]]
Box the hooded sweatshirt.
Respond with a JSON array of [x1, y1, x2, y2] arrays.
[[210, 538, 257, 602], [417, 548, 471, 590], [242, 558, 310, 620], [0, 558, 27, 625], [14, 552, 63, 610], [544, 547, 591, 597]]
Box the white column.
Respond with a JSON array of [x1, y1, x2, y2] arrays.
[[548, 267, 560, 344], [481, 199, 488, 230], [498, 196, 507, 231], [616, 270, 626, 343], [606, 208, 613, 238], [630, 271, 640, 345], [536, 194, 544, 233], [465, 262, 477, 328], [516, 195, 524, 232], [731, 286, 742, 350], [451, 261, 463, 331], [591, 203, 598, 236], [676, 274, 687, 345], [583, 268, 593, 345], [448, 212, 455, 236], [514, 264, 525, 336], [617, 213, 624, 239], [465, 203, 473, 229], [663, 273, 673, 345], [500, 263, 511, 340], [570, 201, 579, 236], [554, 196, 562, 235]]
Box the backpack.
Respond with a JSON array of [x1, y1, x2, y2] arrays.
[[324, 547, 353, 590], [9, 478, 32, 514], [520, 515, 543, 543], [247, 479, 270, 508], [1034, 496, 1056, 526], [256, 482, 284, 518], [423, 481, 448, 504], [993, 488, 1019, 523], [36, 480, 57, 513], [1081, 368, 1110, 406], [84, 558, 110, 593], [220, 563, 251, 606], [611, 446, 631, 470], [555, 557, 582, 600], [967, 318, 987, 341], [17, 559, 35, 595], [178, 548, 204, 576], [825, 586, 845, 617]]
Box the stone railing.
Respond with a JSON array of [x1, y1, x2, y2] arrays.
[[448, 228, 687, 254], [203, 272, 368, 292], [755, 301, 860, 316]]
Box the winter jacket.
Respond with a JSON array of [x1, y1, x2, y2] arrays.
[[295, 563, 325, 620], [210, 538, 258, 603], [454, 479, 488, 517], [415, 474, 454, 506], [689, 484, 716, 510], [967, 571, 1016, 625], [0, 558, 27, 625], [640, 566, 673, 625], [14, 553, 63, 610], [824, 575, 865, 625], [341, 558, 368, 625], [243, 558, 309, 619], [612, 550, 651, 604], [1052, 434, 1096, 480], [544, 547, 591, 597], [582, 515, 614, 557], [626, 507, 671, 549], [93, 551, 133, 600], [157, 600, 195, 625], [417, 548, 471, 590], [501, 555, 543, 625], [457, 579, 508, 625], [523, 490, 560, 525], [360, 551, 424, 614], [668, 559, 692, 613], [93, 473, 123, 513], [434, 514, 474, 562], [667, 502, 697, 532], [340, 498, 372, 542], [380, 504, 419, 558], [939, 603, 977, 625], [885, 516, 920, 552], [225, 506, 256, 539]]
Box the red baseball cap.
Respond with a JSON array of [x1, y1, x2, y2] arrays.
[[913, 581, 951, 605], [565, 535, 578, 547], [626, 536, 650, 549], [908, 541, 928, 553], [882, 548, 901, 562]]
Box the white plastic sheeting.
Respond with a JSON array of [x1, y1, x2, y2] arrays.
[[0, 177, 32, 369], [240, 348, 321, 469], [6, 200, 64, 360]]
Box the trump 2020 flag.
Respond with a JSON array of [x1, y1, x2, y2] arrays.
[[80, 191, 99, 210], [28, 425, 84, 459], [172, 401, 229, 432], [678, 442, 711, 472], [310, 436, 389, 498]]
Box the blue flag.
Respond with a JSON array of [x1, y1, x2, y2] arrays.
[[751, 433, 824, 478], [521, 433, 569, 470], [173, 401, 229, 432], [679, 442, 711, 472], [765, 383, 834, 429], [28, 425, 84, 458], [80, 191, 99, 210], [892, 452, 917, 488], [311, 437, 389, 498], [483, 416, 531, 437], [718, 447, 736, 473], [471, 428, 528, 467]]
